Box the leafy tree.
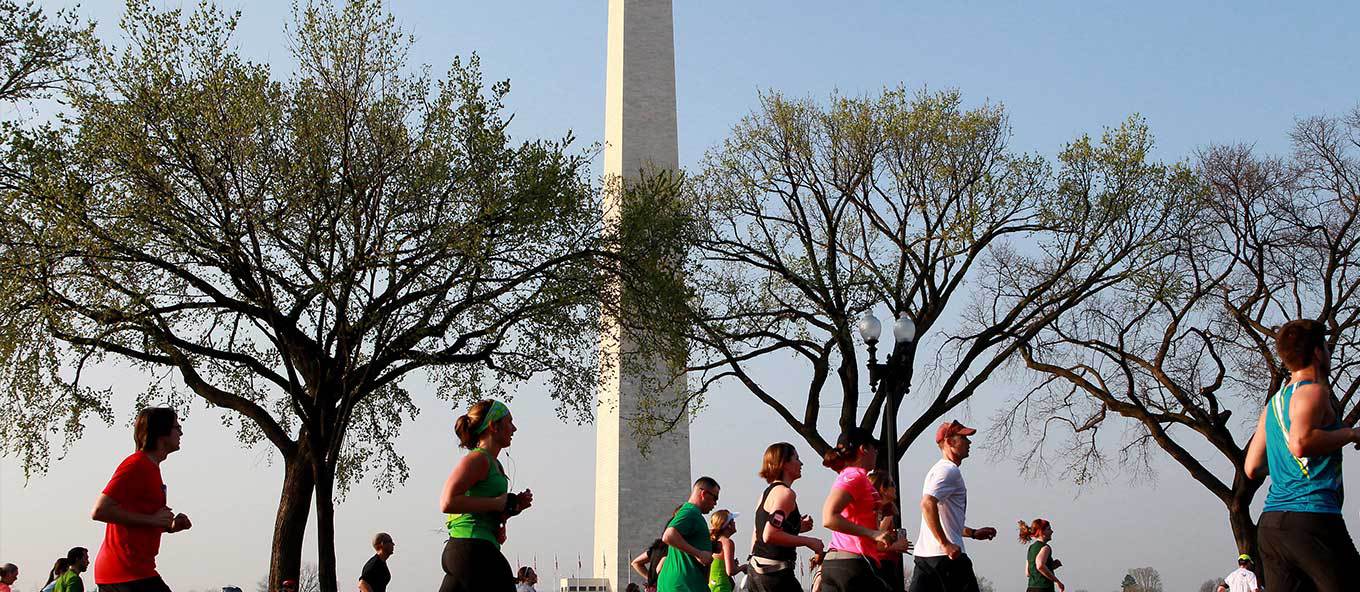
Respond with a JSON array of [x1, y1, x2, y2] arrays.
[[636, 87, 1195, 504], [0, 0, 93, 104], [1005, 108, 1360, 564], [0, 1, 656, 590], [1199, 578, 1223, 592], [976, 576, 995, 592]]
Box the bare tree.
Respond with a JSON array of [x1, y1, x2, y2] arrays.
[[1006, 108, 1360, 564], [641, 87, 1195, 485], [1124, 567, 1164, 592], [1198, 578, 1223, 592]]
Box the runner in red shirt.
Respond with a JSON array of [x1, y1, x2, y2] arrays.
[[91, 408, 192, 592]]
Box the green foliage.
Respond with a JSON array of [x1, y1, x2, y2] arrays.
[[0, 0, 621, 500]]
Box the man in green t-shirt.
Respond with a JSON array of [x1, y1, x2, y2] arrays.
[[658, 477, 720, 592], [54, 547, 89, 592]]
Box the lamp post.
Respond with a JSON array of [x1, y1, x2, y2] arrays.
[[858, 309, 916, 590]]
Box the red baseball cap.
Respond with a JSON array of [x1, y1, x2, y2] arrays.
[[935, 420, 977, 444], [281, 581, 298, 588]]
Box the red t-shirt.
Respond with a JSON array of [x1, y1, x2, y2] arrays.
[[94, 451, 166, 584], [829, 466, 885, 559]]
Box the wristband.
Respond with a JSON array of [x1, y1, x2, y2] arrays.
[[504, 492, 522, 517]]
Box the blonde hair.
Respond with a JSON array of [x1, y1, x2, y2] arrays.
[[708, 509, 734, 541]]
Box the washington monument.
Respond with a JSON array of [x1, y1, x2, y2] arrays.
[[593, 0, 692, 590]]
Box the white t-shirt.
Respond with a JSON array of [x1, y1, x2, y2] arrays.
[[1223, 567, 1258, 592], [914, 458, 968, 557]]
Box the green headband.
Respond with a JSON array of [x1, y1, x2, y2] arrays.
[[473, 400, 510, 435]]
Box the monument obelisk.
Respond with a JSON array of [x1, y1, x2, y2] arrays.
[[594, 0, 691, 591]]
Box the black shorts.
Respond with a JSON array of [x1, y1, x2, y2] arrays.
[[98, 577, 172, 592], [1258, 511, 1360, 592], [908, 555, 979, 592], [748, 566, 801, 592], [820, 556, 887, 592], [438, 538, 513, 592]]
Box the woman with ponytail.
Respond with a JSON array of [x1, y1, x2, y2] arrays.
[[706, 510, 744, 592], [819, 428, 896, 592], [749, 442, 822, 592], [438, 400, 534, 592], [1017, 518, 1063, 592]]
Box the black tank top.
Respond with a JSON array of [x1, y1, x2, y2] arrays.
[[752, 482, 801, 561]]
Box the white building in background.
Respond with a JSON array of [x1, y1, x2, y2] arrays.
[[592, 1, 693, 592]]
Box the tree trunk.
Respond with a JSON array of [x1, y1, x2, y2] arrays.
[[314, 458, 340, 592], [269, 441, 316, 592], [1227, 479, 1263, 584]]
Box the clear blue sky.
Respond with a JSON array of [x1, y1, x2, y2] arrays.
[[3, 2, 1359, 592]]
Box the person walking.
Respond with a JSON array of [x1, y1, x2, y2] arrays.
[[908, 420, 997, 592], [707, 510, 744, 592], [866, 470, 915, 587], [0, 564, 17, 592], [438, 400, 534, 592], [1016, 519, 1062, 592], [42, 559, 71, 592], [659, 477, 721, 592], [1214, 554, 1258, 592], [749, 443, 823, 592], [53, 548, 90, 592], [92, 407, 192, 592], [513, 566, 538, 592], [358, 533, 394, 592], [1245, 319, 1360, 591], [819, 428, 896, 592], [630, 537, 668, 592]]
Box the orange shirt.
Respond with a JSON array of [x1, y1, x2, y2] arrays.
[[94, 451, 166, 584]]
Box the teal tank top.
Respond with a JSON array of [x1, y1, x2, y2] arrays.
[[445, 449, 509, 546], [1263, 380, 1344, 514]]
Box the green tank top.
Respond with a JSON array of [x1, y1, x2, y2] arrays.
[[1026, 540, 1054, 590], [445, 449, 509, 547], [708, 539, 733, 592]]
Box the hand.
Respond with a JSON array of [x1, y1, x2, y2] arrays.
[[943, 542, 962, 560], [872, 528, 895, 550], [496, 523, 507, 544], [170, 513, 192, 532], [1050, 559, 1062, 569], [800, 515, 814, 533], [517, 489, 534, 512], [152, 507, 175, 531], [1057, 581, 1065, 592], [971, 527, 997, 541], [696, 550, 713, 566], [805, 537, 825, 555]]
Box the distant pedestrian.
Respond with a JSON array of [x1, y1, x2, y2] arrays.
[[1245, 319, 1360, 591], [659, 477, 721, 592], [0, 563, 17, 592], [54, 548, 90, 592], [42, 559, 71, 592], [1016, 519, 1063, 592], [707, 509, 744, 592], [358, 533, 394, 592], [514, 566, 538, 592], [625, 584, 642, 592], [279, 579, 297, 592], [1215, 554, 1258, 592], [439, 400, 534, 592], [92, 407, 192, 592], [630, 537, 668, 592], [907, 420, 997, 592], [819, 428, 896, 592], [866, 469, 914, 586], [749, 442, 823, 592]]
